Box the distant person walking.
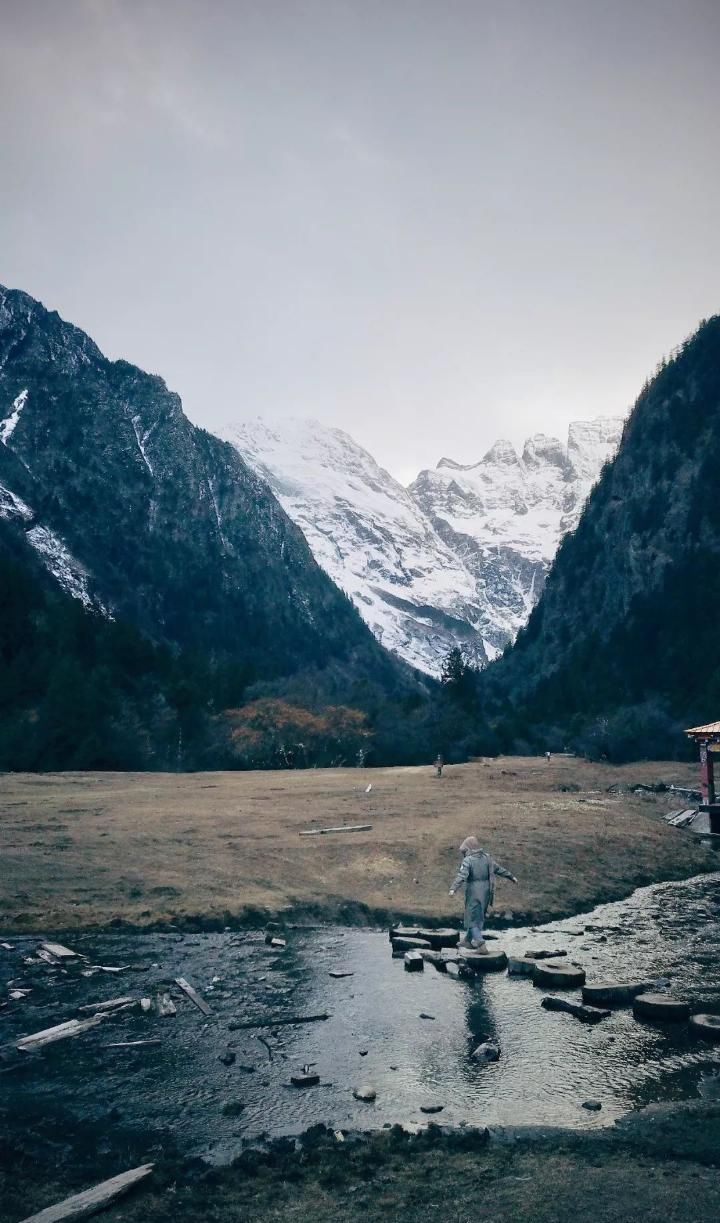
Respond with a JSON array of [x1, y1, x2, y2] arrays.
[[448, 836, 518, 952], [434, 754, 444, 777]]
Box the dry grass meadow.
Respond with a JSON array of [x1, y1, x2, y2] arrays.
[[1, 755, 714, 933]]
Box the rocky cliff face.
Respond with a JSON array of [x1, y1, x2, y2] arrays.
[[223, 416, 622, 675], [0, 285, 396, 686]]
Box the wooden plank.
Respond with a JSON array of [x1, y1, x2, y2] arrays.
[[77, 997, 137, 1014], [231, 1011, 329, 1030], [299, 824, 372, 836], [19, 1162, 154, 1223], [17, 1016, 105, 1051], [40, 943, 78, 960], [174, 977, 211, 1016]]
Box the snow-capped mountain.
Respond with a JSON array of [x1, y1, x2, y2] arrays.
[[410, 419, 624, 656], [222, 416, 623, 676], [218, 418, 490, 673]]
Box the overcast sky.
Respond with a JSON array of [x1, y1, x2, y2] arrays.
[[2, 1, 719, 482]]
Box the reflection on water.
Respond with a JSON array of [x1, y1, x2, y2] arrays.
[[2, 871, 720, 1162]]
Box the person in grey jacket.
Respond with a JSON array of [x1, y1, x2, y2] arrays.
[[449, 835, 518, 952]]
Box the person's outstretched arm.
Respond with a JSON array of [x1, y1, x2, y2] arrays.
[[492, 860, 518, 884], [449, 856, 470, 896]]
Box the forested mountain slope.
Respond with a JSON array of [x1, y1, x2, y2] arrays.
[[482, 316, 720, 759], [0, 285, 399, 687]]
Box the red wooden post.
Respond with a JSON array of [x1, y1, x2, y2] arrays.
[[700, 742, 710, 805]]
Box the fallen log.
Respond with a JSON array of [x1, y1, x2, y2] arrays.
[[175, 977, 212, 1016], [77, 997, 138, 1015], [541, 996, 611, 1024], [16, 1016, 105, 1052], [299, 824, 372, 836], [19, 1162, 154, 1223], [230, 1012, 329, 1029]]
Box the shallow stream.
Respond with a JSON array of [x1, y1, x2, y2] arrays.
[[2, 871, 720, 1164]]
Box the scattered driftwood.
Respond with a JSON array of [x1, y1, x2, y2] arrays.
[[77, 997, 137, 1015], [104, 1040, 162, 1049], [299, 824, 372, 836], [17, 1016, 105, 1052], [232, 1012, 329, 1029], [19, 1162, 154, 1223], [157, 993, 177, 1017], [40, 942, 79, 960], [175, 977, 212, 1016]]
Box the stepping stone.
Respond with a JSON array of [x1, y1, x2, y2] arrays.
[[532, 961, 586, 989], [404, 951, 424, 972], [525, 949, 567, 960], [389, 926, 422, 941], [329, 970, 354, 978], [542, 996, 610, 1024], [419, 950, 448, 971], [582, 982, 655, 1008], [353, 1084, 377, 1101], [582, 1100, 602, 1111], [689, 1013, 720, 1042], [632, 993, 690, 1022], [457, 949, 508, 972], [291, 1073, 320, 1087], [392, 937, 432, 955], [507, 957, 536, 976], [415, 928, 460, 949], [420, 1103, 444, 1113]]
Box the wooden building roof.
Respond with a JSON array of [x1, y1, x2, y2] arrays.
[[686, 721, 720, 738]]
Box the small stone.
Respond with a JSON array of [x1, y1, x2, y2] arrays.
[[329, 970, 354, 978], [420, 1103, 444, 1114], [218, 1050, 236, 1066], [404, 951, 424, 972], [269, 937, 287, 949], [359, 1049, 369, 1056], [419, 1012, 435, 1020], [471, 1041, 500, 1062], [353, 1085, 377, 1101], [582, 1100, 602, 1111]]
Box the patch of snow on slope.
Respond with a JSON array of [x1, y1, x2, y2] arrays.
[[0, 481, 33, 520], [0, 389, 28, 444], [130, 414, 155, 476], [26, 525, 97, 610]]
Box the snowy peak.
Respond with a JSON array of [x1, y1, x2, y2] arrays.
[[219, 416, 488, 675]]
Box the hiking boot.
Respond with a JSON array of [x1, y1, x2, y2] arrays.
[[459, 935, 473, 948], [471, 940, 490, 954]]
